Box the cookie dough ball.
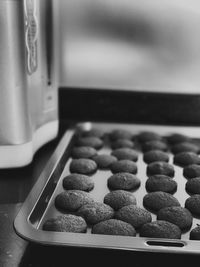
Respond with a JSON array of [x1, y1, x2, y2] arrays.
[[183, 164, 200, 179], [71, 146, 97, 159], [143, 191, 180, 212], [185, 177, 200, 194], [62, 174, 94, 192], [107, 173, 141, 191], [167, 133, 191, 145], [55, 190, 94, 211], [76, 136, 103, 150], [42, 214, 87, 233], [111, 148, 138, 162], [80, 128, 105, 139], [115, 205, 152, 229], [142, 140, 168, 153], [77, 202, 114, 225], [92, 219, 136, 236], [145, 175, 177, 193], [69, 158, 97, 175], [92, 154, 117, 169], [137, 131, 162, 143], [110, 160, 137, 174], [190, 226, 200, 240], [173, 152, 200, 167], [147, 162, 175, 177], [185, 195, 200, 216], [111, 139, 134, 149], [157, 206, 193, 230], [109, 129, 133, 141], [143, 150, 169, 164], [171, 142, 199, 155], [139, 220, 181, 239], [103, 190, 137, 210]]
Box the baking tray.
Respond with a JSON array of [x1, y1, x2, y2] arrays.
[[14, 122, 200, 254]]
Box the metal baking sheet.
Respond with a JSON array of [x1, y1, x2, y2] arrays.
[[14, 122, 200, 254]]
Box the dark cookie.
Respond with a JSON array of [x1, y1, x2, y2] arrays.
[[115, 205, 152, 229], [139, 220, 181, 239], [62, 174, 94, 192], [171, 142, 199, 155], [167, 133, 191, 145], [92, 154, 117, 169], [190, 226, 200, 240], [185, 195, 200, 216], [107, 173, 141, 191], [111, 148, 138, 162], [147, 161, 175, 177], [69, 158, 97, 175], [76, 137, 103, 150], [157, 206, 193, 230], [42, 214, 87, 233], [103, 190, 137, 210], [111, 139, 134, 149], [77, 202, 114, 225], [137, 131, 162, 143], [109, 129, 133, 141], [55, 190, 94, 211], [143, 191, 180, 212], [71, 146, 97, 159], [110, 160, 137, 174], [91, 219, 136, 236], [143, 150, 169, 164], [145, 175, 177, 193], [183, 164, 200, 179], [185, 177, 200, 194], [142, 140, 168, 152], [80, 128, 105, 139], [173, 152, 200, 167]]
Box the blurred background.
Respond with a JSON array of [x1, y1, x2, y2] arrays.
[[59, 0, 200, 93]]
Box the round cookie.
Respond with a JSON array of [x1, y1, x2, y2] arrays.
[[143, 150, 169, 164], [91, 219, 136, 236], [71, 146, 97, 159], [171, 142, 199, 155], [142, 140, 168, 152], [115, 205, 152, 229], [69, 158, 97, 175], [185, 194, 200, 216], [137, 131, 162, 143], [146, 161, 175, 177], [190, 226, 200, 240], [173, 152, 200, 167], [77, 202, 114, 225], [185, 177, 200, 194], [167, 133, 191, 145], [109, 129, 133, 141], [42, 214, 87, 233], [110, 160, 137, 174], [55, 190, 94, 212], [111, 148, 138, 162], [62, 174, 94, 192], [107, 173, 141, 191], [183, 164, 200, 179], [143, 191, 180, 212], [80, 128, 105, 139], [103, 190, 137, 210], [92, 154, 117, 169], [139, 220, 181, 239], [145, 175, 177, 194], [111, 139, 134, 149], [157, 206, 193, 230], [76, 136, 103, 150]]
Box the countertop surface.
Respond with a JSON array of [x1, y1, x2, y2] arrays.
[[1, 120, 200, 267]]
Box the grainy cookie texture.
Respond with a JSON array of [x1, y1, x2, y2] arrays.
[[173, 152, 200, 167], [55, 190, 94, 211], [145, 175, 177, 193], [109, 129, 133, 141], [71, 146, 97, 159], [62, 174, 94, 192], [167, 133, 191, 145], [103, 190, 137, 210], [139, 220, 182, 239], [137, 131, 162, 143], [190, 225, 200, 240], [42, 214, 87, 233], [77, 202, 114, 225], [107, 172, 141, 191], [92, 219, 136, 236], [76, 136, 103, 150], [92, 154, 117, 169], [111, 148, 138, 162], [143, 150, 169, 164], [183, 164, 200, 179], [69, 158, 97, 175], [142, 140, 168, 152], [147, 162, 175, 177], [171, 142, 199, 155], [111, 139, 134, 149], [110, 159, 137, 174], [185, 194, 200, 216], [185, 177, 200, 194]]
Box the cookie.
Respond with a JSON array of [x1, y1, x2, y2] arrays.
[[145, 175, 177, 193], [115, 205, 152, 229], [71, 146, 97, 159], [183, 164, 200, 179], [185, 177, 200, 194], [91, 219, 136, 236], [55, 190, 94, 211], [137, 131, 162, 143], [42, 214, 87, 233], [185, 194, 200, 216], [110, 160, 137, 174], [157, 206, 193, 230], [173, 152, 200, 167], [109, 129, 133, 141], [111, 139, 134, 149], [111, 148, 138, 162], [167, 133, 191, 145], [77, 202, 114, 225], [146, 161, 175, 177], [143, 191, 180, 212], [107, 173, 141, 191], [76, 136, 103, 150], [171, 142, 199, 155], [80, 128, 105, 139], [103, 190, 137, 210], [62, 174, 94, 192], [69, 158, 97, 175], [190, 226, 200, 240], [139, 220, 181, 239], [143, 150, 169, 164], [142, 140, 168, 152], [92, 154, 117, 169]]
